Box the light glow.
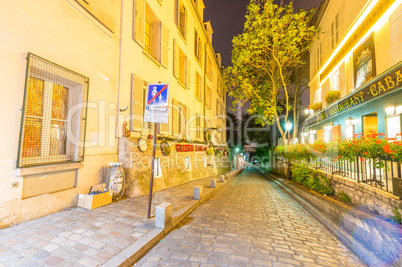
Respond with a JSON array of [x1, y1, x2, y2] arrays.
[[385, 105, 396, 116]]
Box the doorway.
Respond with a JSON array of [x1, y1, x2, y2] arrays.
[[362, 112, 378, 136]]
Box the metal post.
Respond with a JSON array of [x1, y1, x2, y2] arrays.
[[147, 123, 159, 219]]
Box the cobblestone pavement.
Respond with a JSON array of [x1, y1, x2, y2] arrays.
[[0, 175, 220, 267], [137, 168, 363, 267]]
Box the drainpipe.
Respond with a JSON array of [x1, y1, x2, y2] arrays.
[[203, 41, 207, 139], [116, 0, 124, 138]]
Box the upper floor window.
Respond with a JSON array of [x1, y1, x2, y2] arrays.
[[331, 13, 339, 50], [18, 53, 88, 168], [194, 30, 202, 63], [195, 72, 202, 99], [316, 42, 322, 72], [314, 88, 322, 104], [179, 4, 187, 39]]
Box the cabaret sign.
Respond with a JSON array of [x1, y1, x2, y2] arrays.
[[306, 64, 402, 126]]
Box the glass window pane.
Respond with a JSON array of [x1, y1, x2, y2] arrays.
[[49, 121, 67, 156], [26, 76, 44, 117], [52, 84, 68, 120], [22, 118, 42, 157], [387, 116, 401, 138]]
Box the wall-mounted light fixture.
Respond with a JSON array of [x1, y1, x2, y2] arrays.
[[285, 122, 293, 131], [385, 104, 396, 116], [395, 105, 402, 114], [345, 117, 353, 126], [304, 109, 310, 115]]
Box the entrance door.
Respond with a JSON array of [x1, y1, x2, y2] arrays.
[[363, 112, 378, 136]]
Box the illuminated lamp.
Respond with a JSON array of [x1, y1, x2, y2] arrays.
[[385, 104, 396, 116], [396, 105, 402, 114], [345, 117, 353, 126]]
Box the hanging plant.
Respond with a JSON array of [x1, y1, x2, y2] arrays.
[[308, 102, 322, 112], [325, 90, 341, 104]]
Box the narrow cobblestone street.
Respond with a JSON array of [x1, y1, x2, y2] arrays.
[[137, 168, 363, 266]]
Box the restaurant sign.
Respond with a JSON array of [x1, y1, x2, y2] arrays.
[[306, 64, 402, 126], [175, 144, 205, 152]]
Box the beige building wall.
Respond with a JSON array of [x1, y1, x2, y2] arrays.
[[0, 0, 120, 227]]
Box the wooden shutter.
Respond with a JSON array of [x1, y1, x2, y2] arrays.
[[161, 23, 169, 68], [131, 74, 143, 131], [186, 60, 191, 89], [185, 105, 190, 137], [173, 39, 179, 78], [174, 0, 179, 26], [133, 0, 145, 47], [172, 98, 178, 135], [331, 125, 341, 141], [160, 95, 170, 134], [339, 62, 346, 97], [390, 4, 402, 66]]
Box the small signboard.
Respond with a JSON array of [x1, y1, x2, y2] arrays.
[[144, 105, 169, 124], [146, 84, 169, 107]]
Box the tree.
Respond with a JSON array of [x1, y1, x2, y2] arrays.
[[225, 0, 318, 144]]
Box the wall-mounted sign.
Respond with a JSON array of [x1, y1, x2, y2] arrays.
[[137, 138, 148, 152], [306, 62, 402, 127], [144, 106, 169, 124], [160, 141, 171, 156], [175, 144, 205, 153], [146, 84, 169, 107], [354, 34, 376, 89]]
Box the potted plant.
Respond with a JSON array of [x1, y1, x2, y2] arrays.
[[308, 102, 322, 112], [325, 90, 341, 104]]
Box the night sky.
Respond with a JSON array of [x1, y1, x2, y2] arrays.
[[203, 0, 324, 67], [203, 0, 324, 113]]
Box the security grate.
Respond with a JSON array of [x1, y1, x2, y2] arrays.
[[17, 53, 89, 168]]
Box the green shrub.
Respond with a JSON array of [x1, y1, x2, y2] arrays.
[[291, 164, 334, 195], [392, 207, 402, 225], [338, 191, 351, 203]]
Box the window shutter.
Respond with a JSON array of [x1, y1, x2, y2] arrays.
[[131, 74, 143, 131], [161, 23, 169, 68], [331, 125, 341, 141], [133, 0, 145, 47], [339, 62, 346, 97], [174, 0, 179, 26], [172, 98, 178, 135], [390, 4, 402, 66], [185, 105, 190, 137], [186, 60, 191, 89], [173, 39, 179, 78]]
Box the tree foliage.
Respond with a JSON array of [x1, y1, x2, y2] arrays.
[[225, 0, 319, 142]]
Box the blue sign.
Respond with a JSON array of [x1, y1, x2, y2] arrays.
[[146, 84, 169, 107]]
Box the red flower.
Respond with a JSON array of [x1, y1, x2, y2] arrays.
[[333, 159, 338, 162], [360, 158, 364, 162], [375, 140, 381, 144], [364, 152, 368, 155]]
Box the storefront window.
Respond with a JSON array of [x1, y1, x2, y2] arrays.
[[387, 115, 401, 140]]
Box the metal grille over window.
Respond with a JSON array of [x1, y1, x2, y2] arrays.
[[17, 53, 89, 168]]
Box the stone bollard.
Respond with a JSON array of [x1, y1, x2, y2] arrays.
[[210, 179, 216, 188], [194, 186, 203, 200], [155, 202, 172, 230], [225, 173, 230, 179], [218, 175, 225, 183]]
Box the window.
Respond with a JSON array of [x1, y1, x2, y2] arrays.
[[185, 157, 191, 170], [206, 57, 212, 81], [354, 34, 376, 89], [174, 40, 188, 86], [316, 43, 322, 71], [206, 87, 211, 108], [314, 88, 322, 104], [330, 70, 340, 91], [194, 30, 202, 63], [331, 13, 339, 50], [324, 127, 331, 143], [178, 3, 186, 39], [176, 103, 186, 136], [154, 158, 162, 177], [195, 72, 202, 99], [18, 53, 88, 168], [144, 5, 161, 61], [144, 18, 152, 54], [196, 115, 201, 139], [386, 115, 401, 140], [345, 125, 354, 139]]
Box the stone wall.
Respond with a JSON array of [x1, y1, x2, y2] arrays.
[[119, 137, 231, 197]]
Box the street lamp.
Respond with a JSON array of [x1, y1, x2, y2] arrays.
[[285, 121, 293, 145], [235, 148, 240, 153]]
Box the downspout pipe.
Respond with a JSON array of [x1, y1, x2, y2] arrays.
[[116, 0, 124, 138]]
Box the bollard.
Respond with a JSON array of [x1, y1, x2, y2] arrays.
[[218, 175, 225, 183], [225, 173, 230, 179], [194, 186, 203, 200], [155, 202, 172, 230], [210, 179, 216, 188]]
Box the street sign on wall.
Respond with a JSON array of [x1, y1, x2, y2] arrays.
[[144, 105, 169, 124], [146, 84, 169, 107]]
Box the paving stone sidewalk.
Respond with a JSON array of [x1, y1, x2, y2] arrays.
[[0, 175, 223, 267], [137, 168, 363, 266]]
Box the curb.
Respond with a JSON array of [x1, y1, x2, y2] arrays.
[[260, 170, 402, 267], [102, 169, 244, 267]]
